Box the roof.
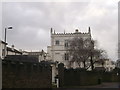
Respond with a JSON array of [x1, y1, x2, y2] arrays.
[[7, 47, 22, 54], [1, 40, 8, 45], [27, 50, 46, 55]]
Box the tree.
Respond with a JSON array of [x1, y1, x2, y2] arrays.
[[66, 37, 106, 70], [88, 49, 105, 70], [66, 37, 92, 68]]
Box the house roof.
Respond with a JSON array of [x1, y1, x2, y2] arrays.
[[1, 40, 8, 45], [27, 50, 46, 55], [7, 47, 22, 54]]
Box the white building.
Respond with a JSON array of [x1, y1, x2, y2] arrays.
[[0, 40, 7, 59], [47, 27, 116, 69], [94, 59, 116, 71], [0, 41, 22, 59], [6, 45, 22, 55], [47, 27, 92, 83], [47, 27, 116, 83], [47, 27, 91, 68], [0, 40, 1, 59]]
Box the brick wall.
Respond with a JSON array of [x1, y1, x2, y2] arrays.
[[2, 60, 52, 88], [58, 63, 120, 87]]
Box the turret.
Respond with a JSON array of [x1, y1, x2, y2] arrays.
[[88, 27, 91, 34], [88, 26, 92, 39], [51, 28, 53, 34], [64, 30, 65, 34]]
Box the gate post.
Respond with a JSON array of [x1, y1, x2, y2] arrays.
[[58, 63, 64, 87]]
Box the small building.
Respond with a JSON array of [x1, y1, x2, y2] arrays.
[[0, 40, 7, 59], [6, 45, 22, 55], [27, 50, 47, 62], [0, 40, 23, 59], [22, 50, 29, 55], [94, 59, 115, 71]]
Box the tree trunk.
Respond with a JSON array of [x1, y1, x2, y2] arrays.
[[83, 61, 86, 69], [90, 51, 94, 70]]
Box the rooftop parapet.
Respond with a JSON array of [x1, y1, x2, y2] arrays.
[[50, 27, 91, 35]]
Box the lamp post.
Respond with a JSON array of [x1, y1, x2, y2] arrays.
[[4, 27, 13, 43], [4, 26, 13, 58]]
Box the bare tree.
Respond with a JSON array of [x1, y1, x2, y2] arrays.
[[67, 37, 92, 68], [88, 49, 104, 70], [67, 37, 107, 70]]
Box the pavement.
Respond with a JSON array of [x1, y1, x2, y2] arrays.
[[53, 82, 120, 90], [78, 82, 120, 88]]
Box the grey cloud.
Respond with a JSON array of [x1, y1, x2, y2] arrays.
[[2, 1, 118, 61]]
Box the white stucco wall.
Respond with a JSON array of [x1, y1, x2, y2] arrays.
[[7, 51, 15, 55], [50, 30, 91, 68], [47, 46, 52, 60], [0, 42, 1, 59], [0, 41, 7, 59], [94, 60, 115, 71], [104, 60, 115, 71]]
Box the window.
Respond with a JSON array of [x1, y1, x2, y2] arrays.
[[65, 40, 69, 47], [55, 40, 59, 45], [65, 53, 69, 60]]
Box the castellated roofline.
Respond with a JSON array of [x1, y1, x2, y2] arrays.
[[50, 27, 91, 36], [51, 32, 89, 35]]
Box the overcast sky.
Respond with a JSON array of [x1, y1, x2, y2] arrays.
[[1, 0, 119, 61]]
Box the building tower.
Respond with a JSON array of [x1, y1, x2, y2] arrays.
[[47, 27, 92, 68]]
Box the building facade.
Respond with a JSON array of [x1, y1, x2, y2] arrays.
[[94, 59, 115, 71], [47, 27, 91, 68], [0, 41, 22, 59], [0, 41, 1, 59], [6, 45, 22, 55], [0, 40, 7, 59], [47, 27, 116, 82]]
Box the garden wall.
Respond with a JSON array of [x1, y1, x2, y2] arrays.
[[2, 58, 52, 88]]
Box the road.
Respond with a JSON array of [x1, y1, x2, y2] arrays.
[[53, 82, 120, 90], [81, 82, 120, 88]]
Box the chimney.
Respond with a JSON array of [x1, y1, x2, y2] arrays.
[[51, 28, 53, 34], [64, 30, 65, 34], [19, 49, 22, 52], [88, 27, 91, 33], [11, 45, 14, 51]]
